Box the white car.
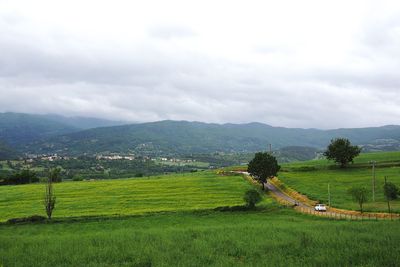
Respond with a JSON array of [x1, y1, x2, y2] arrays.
[[314, 204, 327, 212]]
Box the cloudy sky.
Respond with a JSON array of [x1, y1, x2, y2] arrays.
[[1, 0, 400, 129]]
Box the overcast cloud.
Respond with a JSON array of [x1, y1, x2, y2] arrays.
[[0, 0, 400, 129]]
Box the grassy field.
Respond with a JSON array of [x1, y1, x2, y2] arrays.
[[1, 210, 399, 267], [0, 171, 264, 222], [1, 161, 400, 266], [279, 151, 400, 212]]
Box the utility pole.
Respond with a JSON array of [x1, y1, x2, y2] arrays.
[[369, 161, 376, 202], [328, 183, 331, 207], [269, 144, 272, 154]]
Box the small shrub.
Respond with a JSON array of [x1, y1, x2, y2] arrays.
[[243, 189, 262, 209], [72, 175, 84, 181], [383, 182, 399, 200], [348, 186, 368, 213]]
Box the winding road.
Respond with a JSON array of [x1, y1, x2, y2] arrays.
[[237, 171, 399, 220], [264, 180, 309, 208]]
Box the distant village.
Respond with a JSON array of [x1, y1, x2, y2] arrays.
[[22, 153, 197, 164]]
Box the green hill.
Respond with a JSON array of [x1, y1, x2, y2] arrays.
[[40, 114, 128, 129], [26, 120, 400, 156], [0, 112, 79, 148], [0, 142, 19, 160], [0, 112, 128, 151], [1, 113, 400, 157]]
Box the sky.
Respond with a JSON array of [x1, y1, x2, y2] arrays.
[[0, 0, 400, 129]]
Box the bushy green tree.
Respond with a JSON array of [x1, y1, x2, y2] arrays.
[[324, 138, 361, 168], [247, 152, 280, 190], [348, 186, 368, 213], [243, 189, 262, 209]]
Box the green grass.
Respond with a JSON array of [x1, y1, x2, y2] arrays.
[[280, 151, 400, 212], [1, 158, 400, 266], [284, 151, 400, 167], [1, 210, 399, 267], [0, 171, 264, 222]]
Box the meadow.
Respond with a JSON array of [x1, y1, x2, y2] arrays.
[[279, 151, 400, 212], [1, 209, 400, 267], [1, 159, 400, 266], [0, 171, 261, 222]]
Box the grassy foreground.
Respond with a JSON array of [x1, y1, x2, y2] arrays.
[[1, 209, 399, 267], [0, 171, 262, 222], [1, 161, 400, 266], [280, 151, 400, 212]]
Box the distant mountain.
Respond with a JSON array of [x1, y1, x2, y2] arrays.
[[0, 141, 19, 160], [40, 114, 129, 130], [0, 112, 79, 148], [0, 112, 129, 150], [24, 120, 400, 156]]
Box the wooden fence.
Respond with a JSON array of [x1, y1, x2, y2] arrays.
[[295, 206, 400, 221]]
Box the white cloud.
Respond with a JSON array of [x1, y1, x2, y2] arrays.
[[0, 0, 400, 128]]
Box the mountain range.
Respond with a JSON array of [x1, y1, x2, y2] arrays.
[[0, 112, 400, 158]]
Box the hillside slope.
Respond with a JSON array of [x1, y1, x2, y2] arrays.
[[40, 114, 129, 129], [0, 112, 130, 150], [0, 112, 78, 148], [25, 120, 400, 156]]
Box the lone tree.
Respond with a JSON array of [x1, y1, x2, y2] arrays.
[[324, 138, 361, 168], [383, 180, 399, 215], [243, 189, 262, 209], [44, 169, 57, 219], [247, 152, 280, 190], [348, 186, 368, 213]]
